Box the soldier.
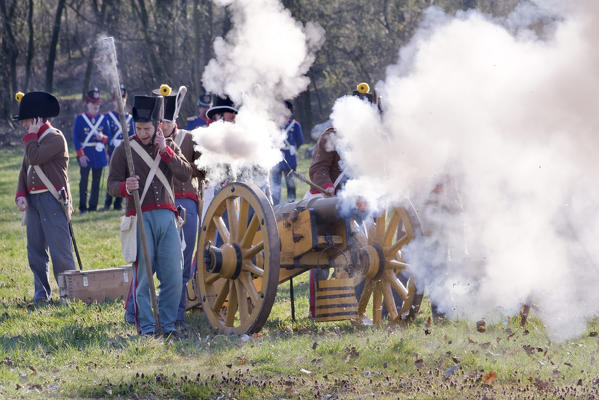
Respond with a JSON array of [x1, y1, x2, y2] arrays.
[[158, 86, 205, 327], [103, 84, 136, 211], [185, 94, 212, 130], [73, 88, 111, 214], [202, 95, 238, 216], [307, 83, 380, 318], [206, 95, 237, 122], [108, 95, 192, 336], [14, 91, 77, 302], [270, 100, 304, 205]]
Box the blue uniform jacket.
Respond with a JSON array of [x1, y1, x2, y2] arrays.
[[72, 113, 111, 169], [105, 110, 136, 156], [278, 119, 303, 170], [185, 115, 210, 130]]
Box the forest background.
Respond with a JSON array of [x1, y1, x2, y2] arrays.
[[0, 0, 518, 142]]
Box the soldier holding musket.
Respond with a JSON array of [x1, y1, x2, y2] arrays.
[[107, 95, 192, 336], [14, 91, 77, 303], [156, 85, 205, 327]]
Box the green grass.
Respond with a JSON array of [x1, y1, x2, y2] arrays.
[[1, 145, 599, 399]]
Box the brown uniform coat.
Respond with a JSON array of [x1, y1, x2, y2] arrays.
[[16, 123, 70, 199], [107, 135, 192, 216], [172, 128, 204, 203], [308, 128, 342, 194]]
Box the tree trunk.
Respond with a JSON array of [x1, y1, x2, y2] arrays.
[[463, 0, 477, 10], [0, 0, 19, 119], [296, 89, 313, 143], [24, 0, 34, 90], [45, 0, 67, 92], [82, 46, 97, 99], [133, 0, 165, 81]]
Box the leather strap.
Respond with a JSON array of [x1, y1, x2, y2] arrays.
[[130, 140, 175, 203]]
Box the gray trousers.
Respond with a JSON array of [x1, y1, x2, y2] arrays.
[[26, 191, 76, 301], [175, 198, 198, 322]]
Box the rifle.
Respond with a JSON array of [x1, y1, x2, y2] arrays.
[[103, 36, 162, 334], [58, 188, 83, 270]]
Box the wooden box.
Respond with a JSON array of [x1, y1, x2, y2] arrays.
[[58, 266, 133, 304]]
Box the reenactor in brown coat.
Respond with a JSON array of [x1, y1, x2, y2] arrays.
[[307, 83, 382, 317], [14, 91, 77, 302], [108, 95, 192, 336]]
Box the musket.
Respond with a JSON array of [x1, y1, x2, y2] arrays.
[[286, 169, 328, 195], [58, 187, 83, 270], [103, 37, 162, 335]]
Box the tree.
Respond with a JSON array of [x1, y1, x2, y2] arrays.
[[45, 0, 67, 92]]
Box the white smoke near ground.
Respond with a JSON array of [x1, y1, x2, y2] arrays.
[[332, 1, 599, 341], [193, 0, 324, 181]]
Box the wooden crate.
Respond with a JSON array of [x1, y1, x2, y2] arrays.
[[58, 266, 133, 304]]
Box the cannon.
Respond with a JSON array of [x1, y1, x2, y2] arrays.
[[192, 182, 423, 334]]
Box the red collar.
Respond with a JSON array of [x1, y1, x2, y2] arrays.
[[37, 122, 52, 139], [85, 112, 99, 119]]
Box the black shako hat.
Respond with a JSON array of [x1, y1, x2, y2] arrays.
[[197, 94, 212, 107], [151, 86, 178, 122], [162, 95, 177, 122], [13, 91, 60, 121], [206, 96, 238, 120], [85, 87, 102, 103], [112, 84, 127, 100], [132, 95, 164, 123], [352, 82, 379, 106]]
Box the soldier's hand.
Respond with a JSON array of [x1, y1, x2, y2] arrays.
[[95, 132, 104, 141], [154, 128, 167, 152], [126, 175, 140, 193], [16, 196, 28, 212], [27, 117, 44, 134], [78, 155, 90, 168]]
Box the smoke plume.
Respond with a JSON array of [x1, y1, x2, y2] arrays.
[[193, 0, 324, 181], [332, 1, 599, 341]]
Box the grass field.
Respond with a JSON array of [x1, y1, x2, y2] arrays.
[[1, 144, 599, 399]]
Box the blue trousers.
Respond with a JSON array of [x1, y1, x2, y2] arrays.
[[135, 209, 183, 334], [104, 192, 123, 210], [175, 198, 198, 322], [26, 192, 76, 301], [79, 166, 103, 212], [270, 164, 296, 205]]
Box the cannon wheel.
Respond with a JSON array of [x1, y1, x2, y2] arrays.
[[196, 183, 280, 334], [354, 206, 423, 325]]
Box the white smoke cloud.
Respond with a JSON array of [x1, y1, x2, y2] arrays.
[[193, 0, 324, 180], [332, 1, 599, 341]]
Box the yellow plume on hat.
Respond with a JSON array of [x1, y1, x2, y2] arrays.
[[15, 91, 25, 102], [356, 83, 370, 94], [159, 84, 172, 96]]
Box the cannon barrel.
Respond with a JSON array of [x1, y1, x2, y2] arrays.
[[273, 196, 360, 225]]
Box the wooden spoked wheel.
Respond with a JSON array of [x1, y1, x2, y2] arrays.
[[196, 183, 280, 334], [354, 206, 423, 325]]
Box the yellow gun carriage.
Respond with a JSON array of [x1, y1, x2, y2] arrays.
[[192, 182, 423, 334]]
